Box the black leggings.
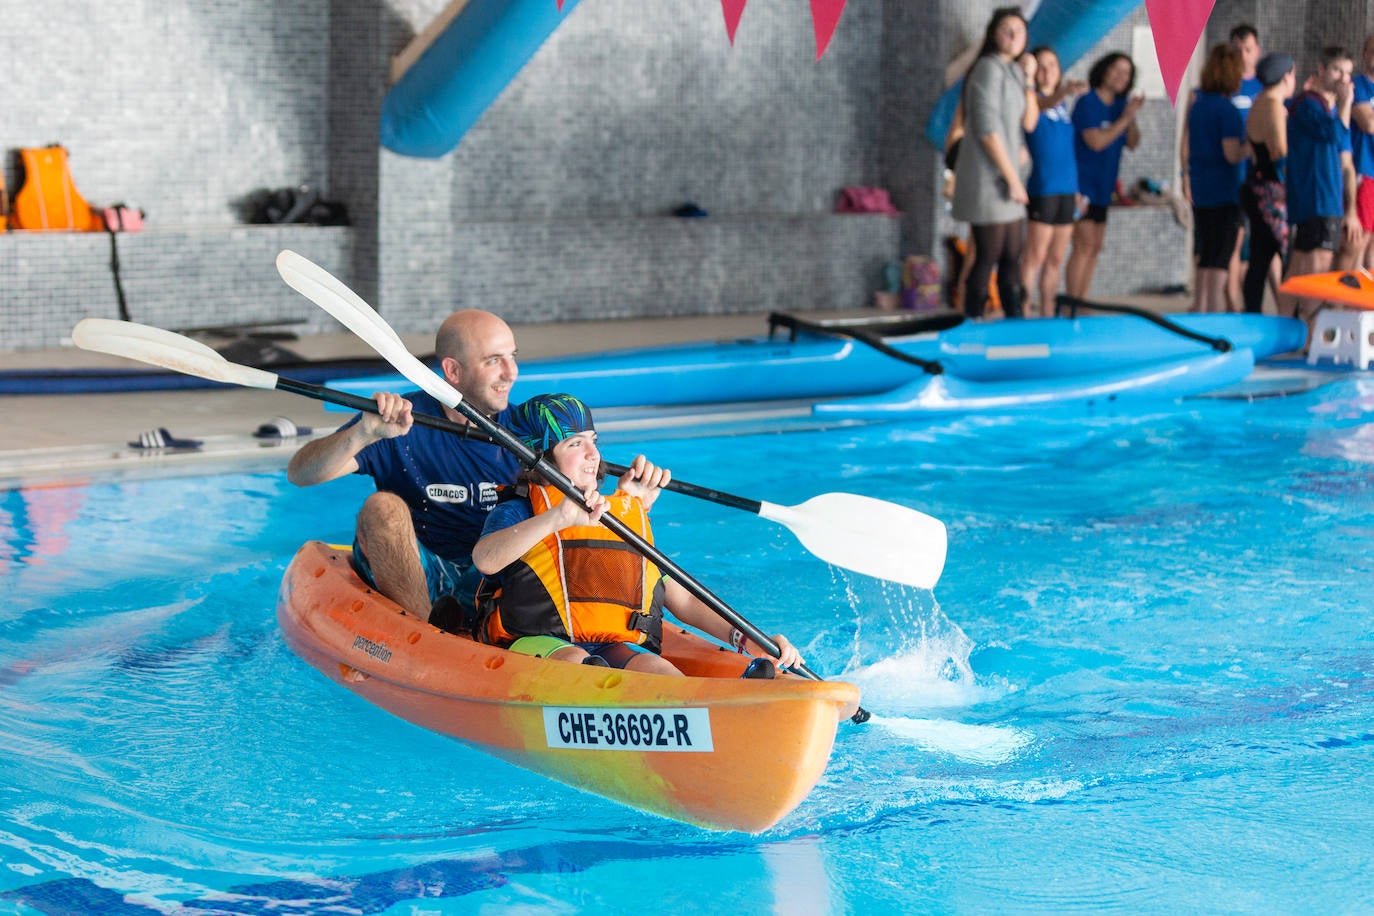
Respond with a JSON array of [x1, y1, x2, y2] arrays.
[[1240, 185, 1283, 314], [965, 220, 1025, 318]]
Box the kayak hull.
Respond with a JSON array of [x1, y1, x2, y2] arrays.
[[330, 314, 1306, 409], [813, 348, 1257, 419], [277, 541, 859, 832]]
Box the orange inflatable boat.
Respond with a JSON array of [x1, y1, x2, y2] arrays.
[[277, 541, 861, 832]]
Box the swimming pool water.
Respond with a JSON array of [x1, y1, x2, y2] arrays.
[[2, 377, 1372, 913]]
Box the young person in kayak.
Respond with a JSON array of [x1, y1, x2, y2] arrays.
[[286, 309, 521, 628], [472, 394, 804, 676]]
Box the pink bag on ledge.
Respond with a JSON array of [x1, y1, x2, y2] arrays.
[[835, 186, 899, 215], [102, 205, 144, 232]]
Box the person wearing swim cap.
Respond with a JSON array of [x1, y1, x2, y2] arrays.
[[472, 394, 804, 676], [1240, 52, 1296, 314]]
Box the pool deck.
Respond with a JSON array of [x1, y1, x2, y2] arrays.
[[0, 295, 1196, 485], [0, 311, 846, 484]]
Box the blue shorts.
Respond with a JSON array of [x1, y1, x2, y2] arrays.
[[582, 641, 654, 661], [351, 536, 482, 607]]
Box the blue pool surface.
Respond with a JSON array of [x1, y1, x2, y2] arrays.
[[1, 377, 1372, 912]]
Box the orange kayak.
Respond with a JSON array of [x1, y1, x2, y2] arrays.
[[1279, 270, 1374, 309], [276, 540, 861, 832]]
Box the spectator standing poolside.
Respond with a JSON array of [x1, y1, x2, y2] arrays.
[[1186, 45, 1249, 314], [1065, 52, 1144, 300], [1345, 35, 1374, 269], [1282, 46, 1358, 329], [1021, 46, 1088, 318], [1181, 25, 1264, 311], [1227, 24, 1265, 309], [952, 6, 1039, 319], [1232, 24, 1264, 111], [1240, 53, 1297, 314]]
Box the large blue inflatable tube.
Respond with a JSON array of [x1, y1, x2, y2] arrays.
[[381, 0, 580, 158]]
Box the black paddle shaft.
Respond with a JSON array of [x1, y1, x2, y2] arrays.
[[602, 468, 762, 515], [277, 376, 869, 721], [275, 379, 766, 515]]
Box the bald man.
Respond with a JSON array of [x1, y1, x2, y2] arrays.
[[288, 310, 521, 623]]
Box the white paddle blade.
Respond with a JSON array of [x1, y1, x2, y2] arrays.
[[71, 318, 280, 390], [758, 493, 947, 590], [274, 250, 464, 409]]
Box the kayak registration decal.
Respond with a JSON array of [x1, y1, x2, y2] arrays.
[[543, 707, 714, 752]]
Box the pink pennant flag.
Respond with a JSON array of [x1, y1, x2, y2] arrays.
[[556, 0, 563, 9], [721, 0, 748, 45], [809, 0, 847, 61], [1145, 0, 1216, 105]]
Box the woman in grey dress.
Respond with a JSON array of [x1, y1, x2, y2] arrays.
[[952, 6, 1039, 318]]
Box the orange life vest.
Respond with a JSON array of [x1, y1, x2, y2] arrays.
[[480, 485, 666, 651], [11, 146, 102, 232]]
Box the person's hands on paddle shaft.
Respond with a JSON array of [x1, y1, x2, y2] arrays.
[[770, 634, 803, 670], [359, 391, 414, 440], [285, 389, 420, 488], [552, 486, 607, 528], [617, 454, 671, 512], [612, 451, 805, 671]]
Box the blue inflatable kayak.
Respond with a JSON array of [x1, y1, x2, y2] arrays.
[[813, 348, 1256, 419], [329, 313, 1305, 413]]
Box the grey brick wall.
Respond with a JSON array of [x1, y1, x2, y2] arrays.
[[0, 0, 1361, 351], [440, 213, 899, 326], [371, 0, 895, 334], [1, 0, 898, 349], [879, 0, 957, 259], [0, 228, 352, 351], [442, 0, 884, 220], [0, 1, 331, 225]]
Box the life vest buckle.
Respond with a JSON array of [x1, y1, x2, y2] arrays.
[[627, 610, 663, 653]]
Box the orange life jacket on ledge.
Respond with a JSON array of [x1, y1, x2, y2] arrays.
[[479, 484, 666, 652], [11, 146, 102, 232]]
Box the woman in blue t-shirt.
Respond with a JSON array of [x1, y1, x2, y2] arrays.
[[1021, 46, 1088, 317], [1065, 52, 1145, 300], [1186, 44, 1250, 313]]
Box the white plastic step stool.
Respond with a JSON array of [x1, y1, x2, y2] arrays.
[[1307, 308, 1374, 370]]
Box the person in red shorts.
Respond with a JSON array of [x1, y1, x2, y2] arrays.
[[1345, 34, 1374, 268]]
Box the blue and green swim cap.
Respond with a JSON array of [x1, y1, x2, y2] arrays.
[[512, 394, 595, 451]]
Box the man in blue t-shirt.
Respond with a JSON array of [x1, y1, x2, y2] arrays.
[[1347, 35, 1374, 268], [1179, 25, 1264, 311], [287, 309, 522, 625], [1230, 24, 1263, 118], [1284, 47, 1358, 325]]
